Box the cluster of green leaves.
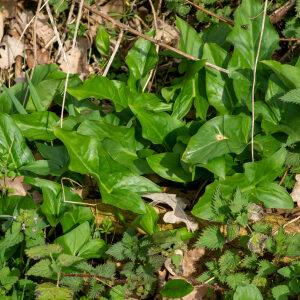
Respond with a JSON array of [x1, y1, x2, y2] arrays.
[[0, 207, 187, 299], [195, 188, 300, 299], [0, 0, 300, 298]]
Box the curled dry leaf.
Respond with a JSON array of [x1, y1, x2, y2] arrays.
[[0, 35, 25, 69], [290, 174, 300, 207], [0, 176, 31, 196], [0, 12, 3, 42], [248, 203, 264, 222], [144, 193, 199, 231]]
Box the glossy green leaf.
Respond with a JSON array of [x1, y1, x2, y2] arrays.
[[0, 113, 34, 168], [203, 43, 235, 114], [183, 114, 251, 164], [26, 79, 62, 111], [161, 279, 193, 298], [20, 160, 64, 176], [135, 109, 184, 145], [54, 222, 90, 256], [54, 129, 159, 214], [255, 183, 293, 209], [126, 33, 158, 91], [227, 0, 279, 104], [77, 239, 107, 259], [12, 112, 59, 141], [136, 204, 159, 234], [176, 17, 202, 57], [262, 60, 300, 89], [227, 0, 279, 68], [60, 206, 94, 233], [95, 25, 110, 56], [2, 85, 27, 114], [147, 152, 193, 183]]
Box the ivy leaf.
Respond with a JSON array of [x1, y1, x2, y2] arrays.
[[161, 279, 194, 298], [95, 25, 110, 56]]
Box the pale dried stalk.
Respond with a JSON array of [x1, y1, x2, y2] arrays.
[[251, 0, 268, 162], [77, 0, 229, 74], [142, 0, 159, 92], [60, 0, 85, 128], [102, 30, 124, 77]]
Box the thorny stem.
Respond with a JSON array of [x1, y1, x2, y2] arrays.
[[76, 0, 229, 74], [251, 0, 268, 162]]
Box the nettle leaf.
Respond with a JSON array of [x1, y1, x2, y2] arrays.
[[262, 61, 300, 89], [280, 89, 300, 105], [147, 152, 193, 183], [26, 244, 62, 260], [0, 113, 34, 168], [35, 283, 73, 300], [161, 279, 194, 299], [183, 114, 251, 164], [12, 111, 59, 141], [233, 284, 263, 300], [196, 225, 225, 250], [203, 43, 235, 114], [176, 17, 203, 57], [126, 33, 158, 91]]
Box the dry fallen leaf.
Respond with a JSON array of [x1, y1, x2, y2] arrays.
[[0, 35, 25, 69], [181, 285, 210, 300], [35, 14, 55, 46], [144, 193, 199, 231], [0, 176, 31, 196], [182, 248, 205, 277], [0, 12, 4, 42], [290, 174, 300, 207], [59, 38, 89, 76], [156, 18, 179, 45]]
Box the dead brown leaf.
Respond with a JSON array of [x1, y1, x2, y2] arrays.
[[182, 248, 205, 277], [0, 35, 25, 69], [35, 14, 55, 46], [144, 193, 199, 231], [291, 174, 300, 207], [0, 176, 31, 196]]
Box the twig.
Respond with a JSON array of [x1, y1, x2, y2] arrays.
[[60, 0, 85, 128], [251, 0, 269, 162], [270, 0, 296, 24], [102, 30, 124, 77], [280, 37, 300, 43], [185, 0, 234, 26], [76, 0, 229, 74]]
